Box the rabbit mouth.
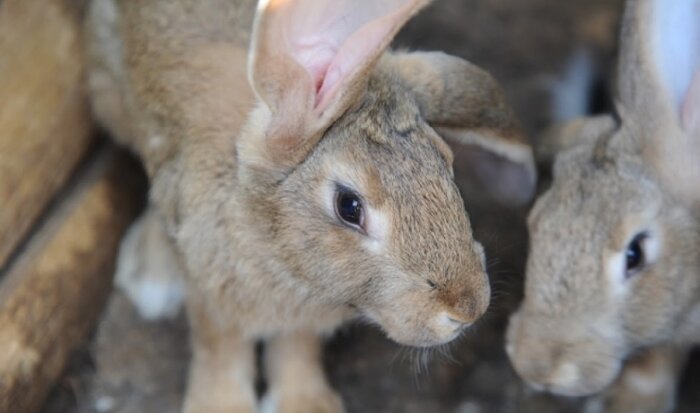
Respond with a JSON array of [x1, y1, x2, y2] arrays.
[[514, 349, 624, 398]]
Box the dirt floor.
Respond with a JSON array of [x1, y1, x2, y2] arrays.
[[44, 0, 699, 412]]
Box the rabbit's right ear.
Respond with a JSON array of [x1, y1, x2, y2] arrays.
[[247, 0, 430, 169], [616, 0, 700, 195], [394, 52, 536, 206], [536, 115, 617, 167]]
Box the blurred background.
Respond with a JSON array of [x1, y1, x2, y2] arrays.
[[1, 0, 698, 412]]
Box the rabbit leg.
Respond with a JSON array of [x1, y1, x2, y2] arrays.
[[262, 332, 344, 413], [115, 206, 186, 321], [184, 294, 257, 413], [584, 345, 688, 413]]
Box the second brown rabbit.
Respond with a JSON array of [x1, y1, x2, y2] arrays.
[[507, 0, 700, 412]]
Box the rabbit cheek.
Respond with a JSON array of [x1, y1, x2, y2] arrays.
[[620, 265, 680, 346]]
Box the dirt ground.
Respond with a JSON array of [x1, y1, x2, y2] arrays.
[[44, 0, 699, 412]]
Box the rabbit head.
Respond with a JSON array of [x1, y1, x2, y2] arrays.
[[226, 0, 536, 347], [507, 0, 700, 396]]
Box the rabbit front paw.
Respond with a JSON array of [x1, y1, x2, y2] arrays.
[[115, 208, 186, 321]]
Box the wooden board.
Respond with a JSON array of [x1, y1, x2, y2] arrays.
[[0, 147, 144, 413], [0, 0, 94, 269]]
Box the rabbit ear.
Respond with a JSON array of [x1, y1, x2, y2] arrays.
[[394, 52, 536, 206], [617, 0, 700, 137], [248, 0, 430, 167], [616, 0, 700, 199], [536, 115, 617, 167]]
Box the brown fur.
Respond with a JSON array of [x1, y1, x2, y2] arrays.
[[85, 0, 535, 411], [506, 0, 700, 410]]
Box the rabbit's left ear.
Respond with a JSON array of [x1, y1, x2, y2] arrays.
[[616, 0, 700, 198], [394, 52, 536, 206], [617, 0, 700, 136], [248, 0, 430, 168]]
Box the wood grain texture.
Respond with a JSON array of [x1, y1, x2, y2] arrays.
[[0, 0, 94, 269], [0, 148, 144, 413]]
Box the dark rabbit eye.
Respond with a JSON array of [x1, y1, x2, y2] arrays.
[[335, 187, 364, 230], [625, 233, 647, 277], [427, 280, 437, 289]]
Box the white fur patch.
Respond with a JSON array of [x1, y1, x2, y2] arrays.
[[122, 277, 185, 321], [115, 214, 186, 321], [362, 205, 389, 254], [653, 0, 700, 110], [643, 231, 661, 265], [605, 251, 628, 297], [549, 362, 581, 389]]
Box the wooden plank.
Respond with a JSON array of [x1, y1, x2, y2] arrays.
[[0, 0, 94, 268], [0, 147, 144, 413]]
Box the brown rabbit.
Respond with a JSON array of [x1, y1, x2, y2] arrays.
[[506, 0, 700, 411], [85, 0, 536, 411]]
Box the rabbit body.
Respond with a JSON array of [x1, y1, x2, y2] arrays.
[[86, 0, 536, 411], [506, 0, 700, 411]]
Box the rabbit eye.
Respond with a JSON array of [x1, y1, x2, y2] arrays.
[[427, 280, 437, 289], [625, 233, 647, 277], [335, 187, 364, 231]]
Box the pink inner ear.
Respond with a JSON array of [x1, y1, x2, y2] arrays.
[[682, 69, 700, 133], [293, 41, 335, 93], [281, 0, 419, 113], [314, 16, 402, 110]]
